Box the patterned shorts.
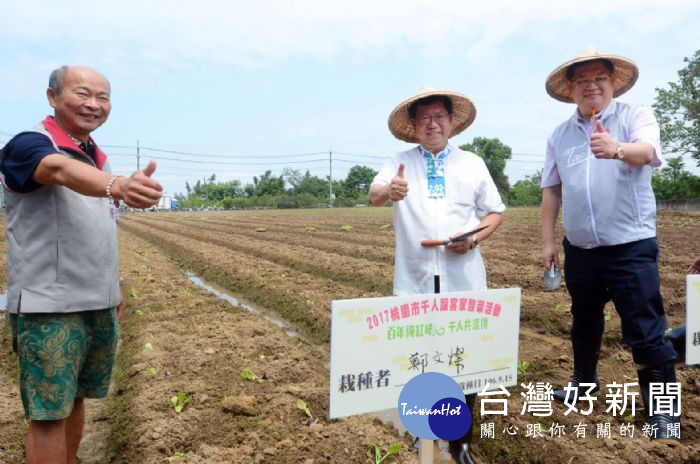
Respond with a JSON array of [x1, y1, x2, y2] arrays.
[[10, 309, 119, 420]]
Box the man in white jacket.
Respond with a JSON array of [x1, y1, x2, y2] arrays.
[[540, 47, 680, 446]]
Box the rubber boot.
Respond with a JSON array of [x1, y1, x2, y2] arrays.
[[552, 337, 601, 403], [664, 325, 686, 363], [638, 362, 681, 446], [448, 394, 476, 464]]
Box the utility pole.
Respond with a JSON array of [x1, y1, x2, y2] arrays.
[[329, 146, 333, 206], [136, 139, 141, 170]]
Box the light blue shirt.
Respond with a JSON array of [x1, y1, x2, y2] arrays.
[[541, 100, 663, 248]]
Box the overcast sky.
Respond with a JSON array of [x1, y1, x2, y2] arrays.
[[1, 0, 699, 197]]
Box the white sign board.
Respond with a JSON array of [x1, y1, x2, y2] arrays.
[[330, 288, 521, 419], [687, 274, 700, 365]]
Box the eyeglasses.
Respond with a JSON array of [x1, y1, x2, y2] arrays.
[[416, 112, 449, 126], [572, 75, 610, 88]]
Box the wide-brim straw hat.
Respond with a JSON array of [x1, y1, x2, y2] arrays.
[[545, 46, 639, 103], [388, 87, 476, 143]]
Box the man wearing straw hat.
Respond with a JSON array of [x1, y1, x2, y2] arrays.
[[540, 47, 680, 445], [369, 87, 505, 463]]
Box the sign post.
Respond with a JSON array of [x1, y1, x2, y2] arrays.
[[330, 288, 521, 459], [687, 275, 700, 365]]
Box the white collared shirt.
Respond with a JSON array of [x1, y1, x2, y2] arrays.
[[373, 144, 505, 295]]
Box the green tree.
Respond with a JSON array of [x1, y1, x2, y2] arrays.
[[281, 168, 303, 191], [653, 49, 700, 167], [343, 165, 377, 195], [459, 137, 512, 196], [509, 170, 543, 206], [247, 170, 285, 197], [221, 195, 235, 209], [651, 156, 700, 199], [208, 180, 243, 201], [291, 171, 327, 197]]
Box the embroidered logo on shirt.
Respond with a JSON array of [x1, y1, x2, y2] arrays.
[[422, 146, 451, 198], [562, 141, 589, 168]]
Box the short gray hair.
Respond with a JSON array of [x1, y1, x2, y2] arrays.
[[48, 66, 111, 95], [48, 66, 70, 95]]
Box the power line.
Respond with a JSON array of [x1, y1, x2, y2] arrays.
[[334, 158, 383, 166], [104, 152, 383, 167], [144, 155, 331, 165], [333, 150, 388, 159], [140, 145, 328, 159]]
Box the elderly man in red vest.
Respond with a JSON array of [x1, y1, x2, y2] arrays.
[[1, 65, 162, 463]]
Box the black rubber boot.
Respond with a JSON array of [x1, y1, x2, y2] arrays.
[[664, 325, 686, 363], [638, 362, 681, 446], [448, 394, 476, 464], [552, 337, 601, 403]]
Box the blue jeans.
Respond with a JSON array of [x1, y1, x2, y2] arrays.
[[563, 237, 676, 365]]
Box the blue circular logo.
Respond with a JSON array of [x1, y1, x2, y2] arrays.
[[397, 372, 472, 440]]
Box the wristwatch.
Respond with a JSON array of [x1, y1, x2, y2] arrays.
[[470, 234, 480, 249], [614, 144, 625, 160]]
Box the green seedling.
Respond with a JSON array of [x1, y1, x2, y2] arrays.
[[144, 342, 153, 352], [255, 227, 266, 232], [170, 392, 192, 413], [624, 415, 634, 423], [367, 441, 401, 464], [554, 303, 563, 311], [297, 399, 312, 418], [604, 313, 612, 322], [517, 360, 530, 374], [173, 451, 186, 459], [134, 309, 144, 316], [379, 224, 392, 230], [147, 367, 157, 377], [305, 226, 317, 232], [340, 225, 353, 232], [240, 368, 257, 381], [130, 290, 139, 299]]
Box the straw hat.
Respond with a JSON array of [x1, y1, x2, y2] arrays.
[[545, 46, 639, 103], [388, 87, 476, 143]]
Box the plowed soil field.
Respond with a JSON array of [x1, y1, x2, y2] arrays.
[[1, 207, 699, 464]]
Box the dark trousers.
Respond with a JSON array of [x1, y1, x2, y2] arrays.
[[563, 237, 676, 365]]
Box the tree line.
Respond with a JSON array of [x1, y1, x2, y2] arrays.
[[174, 165, 378, 209], [175, 49, 700, 208]]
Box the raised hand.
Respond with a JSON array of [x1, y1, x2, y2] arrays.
[[389, 163, 409, 202], [114, 160, 163, 208], [590, 120, 617, 159]]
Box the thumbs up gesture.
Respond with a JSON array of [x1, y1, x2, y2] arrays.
[[389, 163, 409, 202], [590, 119, 617, 160], [112, 160, 163, 209]]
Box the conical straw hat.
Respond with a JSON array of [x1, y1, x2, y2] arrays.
[[388, 86, 476, 143], [545, 46, 639, 103]]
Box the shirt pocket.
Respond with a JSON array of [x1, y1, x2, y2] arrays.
[[449, 180, 476, 207]]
